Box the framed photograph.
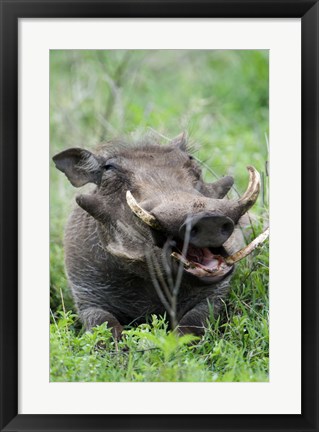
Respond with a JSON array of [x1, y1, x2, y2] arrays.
[[0, 1, 318, 431]]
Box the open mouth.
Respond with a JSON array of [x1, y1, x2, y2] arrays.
[[171, 243, 233, 281], [170, 227, 269, 282]]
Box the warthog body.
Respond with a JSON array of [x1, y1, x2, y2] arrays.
[[53, 134, 259, 337]]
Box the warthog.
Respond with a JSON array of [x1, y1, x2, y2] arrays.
[[53, 134, 262, 338]]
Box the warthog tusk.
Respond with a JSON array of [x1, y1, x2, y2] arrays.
[[126, 191, 161, 230], [237, 166, 261, 216], [224, 227, 269, 265]]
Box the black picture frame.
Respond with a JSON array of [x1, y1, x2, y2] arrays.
[[0, 1, 318, 431]]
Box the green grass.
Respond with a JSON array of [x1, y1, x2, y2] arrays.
[[50, 50, 269, 382]]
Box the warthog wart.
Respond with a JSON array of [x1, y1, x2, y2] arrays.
[[53, 133, 263, 338]]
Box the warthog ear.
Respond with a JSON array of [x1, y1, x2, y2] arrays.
[[171, 131, 188, 151], [52, 148, 104, 187], [205, 176, 234, 199]]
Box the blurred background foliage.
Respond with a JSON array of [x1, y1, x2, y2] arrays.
[[50, 50, 269, 381]]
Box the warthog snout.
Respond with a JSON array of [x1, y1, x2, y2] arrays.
[[179, 213, 235, 248]]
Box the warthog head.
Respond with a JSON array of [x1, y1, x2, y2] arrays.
[[53, 133, 262, 336]]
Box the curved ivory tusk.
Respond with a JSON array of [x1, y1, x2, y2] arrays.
[[225, 227, 269, 265], [126, 191, 161, 230], [237, 166, 261, 214]]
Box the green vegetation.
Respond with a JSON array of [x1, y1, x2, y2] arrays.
[[50, 50, 269, 382]]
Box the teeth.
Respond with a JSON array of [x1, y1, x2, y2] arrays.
[[224, 227, 269, 265], [171, 252, 192, 269], [171, 251, 221, 274]]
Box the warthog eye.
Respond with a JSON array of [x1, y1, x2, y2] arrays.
[[103, 163, 117, 172]]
